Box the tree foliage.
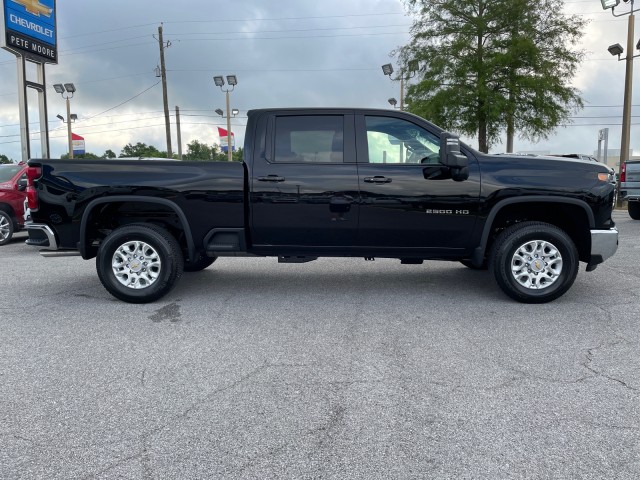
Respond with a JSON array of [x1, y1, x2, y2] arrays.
[[119, 142, 166, 158], [398, 0, 587, 152], [0, 154, 14, 164]]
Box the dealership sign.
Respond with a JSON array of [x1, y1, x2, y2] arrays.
[[1, 0, 57, 63]]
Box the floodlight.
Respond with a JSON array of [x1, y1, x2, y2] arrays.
[[608, 43, 624, 56], [388, 98, 397, 107], [70, 114, 78, 121], [63, 83, 76, 93], [381, 63, 394, 76], [232, 108, 239, 116], [56, 114, 64, 121], [226, 75, 237, 86], [53, 84, 64, 94], [600, 0, 620, 9], [637, 38, 640, 50], [213, 76, 225, 87], [215, 108, 224, 116], [408, 59, 420, 72]]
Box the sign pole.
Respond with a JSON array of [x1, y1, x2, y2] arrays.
[[37, 62, 50, 157], [16, 55, 30, 162]]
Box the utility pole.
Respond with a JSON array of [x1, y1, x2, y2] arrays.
[[175, 106, 183, 160], [157, 24, 172, 158]]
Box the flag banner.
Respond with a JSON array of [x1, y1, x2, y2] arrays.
[[72, 133, 85, 155], [217, 127, 235, 152]]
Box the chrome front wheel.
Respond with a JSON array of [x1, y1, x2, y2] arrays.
[[510, 240, 562, 290]]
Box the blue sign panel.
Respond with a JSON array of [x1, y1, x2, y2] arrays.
[[2, 0, 57, 63], [5, 0, 55, 45]]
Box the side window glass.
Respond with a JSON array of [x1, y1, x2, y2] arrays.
[[274, 116, 344, 163], [365, 116, 440, 164]]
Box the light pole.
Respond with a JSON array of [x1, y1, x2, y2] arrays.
[[601, 0, 640, 206], [213, 75, 238, 162], [382, 61, 419, 110], [53, 83, 76, 159]]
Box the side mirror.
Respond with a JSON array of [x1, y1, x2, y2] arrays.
[[439, 132, 469, 181], [17, 178, 28, 191]]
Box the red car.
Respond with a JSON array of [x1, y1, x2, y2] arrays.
[[0, 163, 28, 245]]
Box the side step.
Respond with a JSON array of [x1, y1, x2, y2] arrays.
[[278, 256, 318, 264]]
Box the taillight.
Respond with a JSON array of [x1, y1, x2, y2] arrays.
[[620, 162, 626, 183], [26, 166, 41, 211]]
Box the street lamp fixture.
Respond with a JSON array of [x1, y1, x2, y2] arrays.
[[215, 108, 224, 116], [213, 74, 238, 161], [601, 0, 620, 9], [388, 98, 398, 107], [232, 108, 239, 116], [381, 63, 394, 77], [53, 82, 77, 159], [608, 43, 624, 57]]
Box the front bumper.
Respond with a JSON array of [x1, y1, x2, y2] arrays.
[[588, 227, 618, 270]]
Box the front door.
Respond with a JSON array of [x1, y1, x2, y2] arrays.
[[355, 114, 480, 252]]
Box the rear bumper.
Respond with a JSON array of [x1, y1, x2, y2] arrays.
[[25, 222, 58, 250], [588, 227, 618, 269]]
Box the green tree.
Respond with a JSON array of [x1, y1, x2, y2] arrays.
[[60, 152, 101, 159], [398, 0, 586, 152], [185, 139, 214, 161], [103, 149, 117, 159], [0, 154, 14, 164], [119, 142, 165, 158]]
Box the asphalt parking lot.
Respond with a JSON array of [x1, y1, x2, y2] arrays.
[[1, 212, 638, 479]]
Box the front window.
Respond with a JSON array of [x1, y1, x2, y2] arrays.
[[365, 116, 440, 164]]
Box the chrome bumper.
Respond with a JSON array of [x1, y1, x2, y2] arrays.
[[590, 227, 618, 263], [25, 222, 58, 250]]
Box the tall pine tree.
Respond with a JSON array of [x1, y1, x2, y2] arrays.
[[398, 0, 587, 152]]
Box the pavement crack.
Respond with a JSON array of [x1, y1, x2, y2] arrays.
[[583, 340, 638, 393]]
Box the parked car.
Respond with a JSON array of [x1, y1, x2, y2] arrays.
[[620, 160, 640, 219], [0, 163, 28, 245]]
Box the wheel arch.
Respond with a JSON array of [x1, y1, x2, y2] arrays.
[[79, 196, 196, 262], [472, 196, 594, 266]]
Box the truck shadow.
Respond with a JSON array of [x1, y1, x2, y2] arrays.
[[173, 260, 502, 303]]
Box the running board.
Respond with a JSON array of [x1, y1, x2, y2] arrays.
[[39, 250, 82, 257]]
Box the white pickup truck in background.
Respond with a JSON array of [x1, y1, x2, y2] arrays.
[[621, 160, 640, 220]]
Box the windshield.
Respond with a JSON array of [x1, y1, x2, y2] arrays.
[[0, 165, 21, 183]]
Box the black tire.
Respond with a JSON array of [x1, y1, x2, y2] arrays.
[[184, 254, 216, 272], [96, 223, 184, 303], [629, 202, 640, 220], [0, 210, 14, 246], [489, 221, 579, 304], [460, 259, 488, 270]]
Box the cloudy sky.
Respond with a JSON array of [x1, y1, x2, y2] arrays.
[[0, 0, 638, 161]]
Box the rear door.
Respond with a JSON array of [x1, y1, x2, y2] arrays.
[[249, 111, 359, 250]]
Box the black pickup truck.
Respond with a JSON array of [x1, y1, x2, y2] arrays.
[[25, 108, 618, 304]]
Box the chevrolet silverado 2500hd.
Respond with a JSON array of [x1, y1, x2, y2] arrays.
[[25, 108, 618, 303]]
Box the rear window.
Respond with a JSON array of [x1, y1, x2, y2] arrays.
[[0, 165, 21, 183]]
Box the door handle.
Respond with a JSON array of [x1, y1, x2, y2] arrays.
[[363, 176, 392, 184], [257, 175, 285, 182]]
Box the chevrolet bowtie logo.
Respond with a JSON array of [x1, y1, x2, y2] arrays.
[[11, 0, 52, 17]]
